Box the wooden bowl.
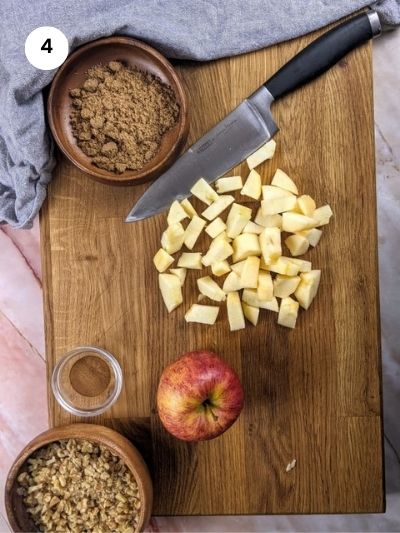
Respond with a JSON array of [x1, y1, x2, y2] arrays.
[[5, 424, 153, 532], [47, 36, 189, 185]]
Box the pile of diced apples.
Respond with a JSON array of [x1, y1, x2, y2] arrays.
[[153, 139, 332, 330]]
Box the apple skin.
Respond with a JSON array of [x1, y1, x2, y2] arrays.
[[157, 351, 244, 442]]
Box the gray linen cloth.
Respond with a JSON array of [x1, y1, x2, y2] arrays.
[[0, 0, 399, 229]]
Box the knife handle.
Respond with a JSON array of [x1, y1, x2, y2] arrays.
[[264, 11, 381, 101]]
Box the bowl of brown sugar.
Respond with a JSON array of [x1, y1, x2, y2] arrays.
[[48, 36, 189, 185]]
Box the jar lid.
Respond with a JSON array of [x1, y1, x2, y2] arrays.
[[51, 346, 123, 416]]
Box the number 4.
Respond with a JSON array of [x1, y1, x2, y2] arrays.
[[41, 38, 53, 53]]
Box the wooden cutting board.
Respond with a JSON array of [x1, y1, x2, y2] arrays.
[[41, 21, 384, 515]]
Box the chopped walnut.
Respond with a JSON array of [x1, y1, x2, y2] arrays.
[[17, 439, 141, 532]]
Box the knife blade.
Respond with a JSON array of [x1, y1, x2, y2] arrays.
[[126, 11, 381, 223], [126, 87, 277, 222]]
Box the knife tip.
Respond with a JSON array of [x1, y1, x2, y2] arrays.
[[125, 211, 140, 223]]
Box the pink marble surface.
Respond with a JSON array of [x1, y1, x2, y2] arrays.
[[0, 220, 48, 527], [1, 34, 400, 532]]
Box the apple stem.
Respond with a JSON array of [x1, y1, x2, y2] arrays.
[[209, 407, 218, 421], [204, 403, 218, 422]]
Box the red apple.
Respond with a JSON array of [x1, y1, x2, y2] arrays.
[[157, 350, 244, 441]]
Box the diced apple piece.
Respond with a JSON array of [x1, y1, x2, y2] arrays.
[[271, 169, 298, 195], [159, 273, 183, 313], [273, 275, 301, 298], [242, 289, 279, 312], [242, 303, 259, 326], [202, 239, 233, 266], [202, 195, 234, 221], [184, 215, 206, 250], [278, 297, 299, 329], [297, 195, 316, 216], [178, 252, 203, 269], [264, 256, 309, 273], [169, 268, 187, 286], [211, 260, 231, 277], [268, 257, 300, 276], [185, 304, 219, 325], [180, 198, 198, 218], [190, 178, 219, 205], [294, 270, 321, 310], [167, 200, 189, 225], [246, 139, 276, 170], [227, 291, 245, 331], [223, 271, 243, 293], [241, 169, 262, 200], [257, 271, 273, 300], [282, 212, 317, 232], [261, 186, 296, 215], [161, 222, 185, 254], [299, 228, 323, 247], [226, 203, 252, 238], [285, 234, 310, 256], [262, 185, 294, 200], [243, 221, 264, 234], [286, 258, 312, 272], [255, 209, 282, 228], [197, 276, 226, 302], [230, 260, 246, 275], [313, 205, 333, 226], [215, 175, 243, 193], [214, 231, 232, 243], [259, 227, 282, 265], [232, 233, 261, 262], [153, 248, 174, 272], [240, 256, 260, 289], [205, 217, 226, 238], [261, 196, 297, 215]]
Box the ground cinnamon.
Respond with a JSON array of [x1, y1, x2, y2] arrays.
[[57, 351, 116, 411], [69, 354, 111, 397], [69, 61, 180, 173]]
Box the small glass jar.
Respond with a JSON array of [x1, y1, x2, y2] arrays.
[[51, 346, 123, 417]]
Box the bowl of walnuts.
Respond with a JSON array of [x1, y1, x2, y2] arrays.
[[5, 424, 152, 533]]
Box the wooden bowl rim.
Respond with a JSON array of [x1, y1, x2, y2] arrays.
[[5, 423, 153, 532], [47, 35, 189, 185]]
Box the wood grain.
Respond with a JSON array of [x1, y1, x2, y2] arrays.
[[40, 21, 384, 515]]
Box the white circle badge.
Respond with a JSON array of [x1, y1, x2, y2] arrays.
[[25, 26, 69, 70]]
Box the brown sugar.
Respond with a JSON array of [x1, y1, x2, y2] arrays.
[[69, 61, 180, 173]]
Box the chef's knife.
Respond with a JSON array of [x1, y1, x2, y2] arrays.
[[126, 11, 381, 223]]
